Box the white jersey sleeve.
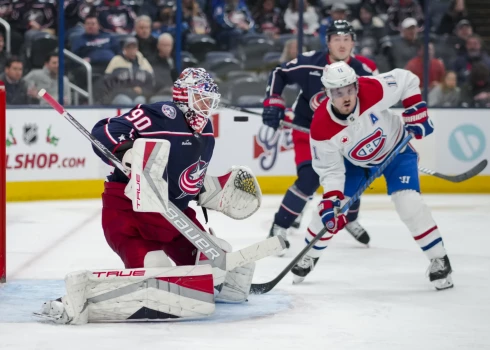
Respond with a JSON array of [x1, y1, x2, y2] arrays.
[[368, 69, 422, 111], [311, 137, 345, 198]]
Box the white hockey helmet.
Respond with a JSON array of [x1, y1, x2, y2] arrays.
[[321, 61, 358, 95]]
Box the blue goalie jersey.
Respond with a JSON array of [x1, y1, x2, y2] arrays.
[[92, 102, 215, 210]]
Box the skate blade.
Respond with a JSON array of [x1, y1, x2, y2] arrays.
[[292, 275, 305, 284], [433, 275, 454, 290]]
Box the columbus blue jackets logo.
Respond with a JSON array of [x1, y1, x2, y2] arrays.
[[309, 91, 327, 111], [176, 157, 209, 199], [348, 128, 387, 162]]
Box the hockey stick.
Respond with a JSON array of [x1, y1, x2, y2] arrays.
[[249, 132, 414, 294], [280, 120, 488, 183], [38, 90, 286, 272]]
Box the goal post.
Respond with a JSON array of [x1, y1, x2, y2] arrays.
[[1, 82, 5, 283]]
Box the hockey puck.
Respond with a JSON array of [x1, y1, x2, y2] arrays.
[[234, 116, 249, 122]]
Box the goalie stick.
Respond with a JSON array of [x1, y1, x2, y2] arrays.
[[38, 90, 286, 272], [250, 133, 414, 294], [279, 120, 488, 183]]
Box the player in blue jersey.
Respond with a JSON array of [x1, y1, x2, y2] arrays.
[[263, 21, 374, 255]]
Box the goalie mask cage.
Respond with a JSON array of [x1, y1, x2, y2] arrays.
[[1, 83, 5, 283]]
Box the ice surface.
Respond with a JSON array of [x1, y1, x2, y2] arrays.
[[2, 195, 490, 350]]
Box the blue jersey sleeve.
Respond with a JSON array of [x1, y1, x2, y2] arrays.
[[91, 104, 163, 165], [265, 52, 323, 98]]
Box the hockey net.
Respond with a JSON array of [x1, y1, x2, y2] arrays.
[[1, 83, 5, 283]]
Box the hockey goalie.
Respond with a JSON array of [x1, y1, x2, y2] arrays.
[[36, 68, 277, 324]]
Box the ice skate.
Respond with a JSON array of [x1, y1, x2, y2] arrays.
[[33, 300, 69, 324], [345, 220, 370, 245], [291, 254, 319, 284], [268, 224, 290, 256], [428, 255, 453, 290]]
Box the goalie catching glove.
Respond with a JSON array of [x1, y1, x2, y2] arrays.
[[197, 166, 262, 220]]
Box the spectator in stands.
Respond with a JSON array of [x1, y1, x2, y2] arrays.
[[72, 15, 119, 69], [405, 41, 446, 90], [64, 0, 89, 45], [279, 38, 299, 63], [212, 0, 254, 50], [386, 0, 424, 34], [319, 3, 348, 49], [150, 33, 177, 102], [284, 0, 319, 35], [453, 34, 490, 85], [0, 1, 23, 55], [146, 1, 189, 38], [103, 37, 154, 105], [428, 71, 461, 107], [183, 0, 210, 35], [96, 0, 136, 34], [9, 0, 57, 52], [450, 19, 473, 55], [436, 0, 467, 35], [351, 4, 388, 58], [0, 56, 34, 105], [24, 52, 72, 106], [460, 62, 490, 108], [358, 0, 391, 18], [389, 17, 419, 69], [252, 0, 285, 38], [135, 16, 158, 63]]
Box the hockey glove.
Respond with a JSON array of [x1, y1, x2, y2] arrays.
[[402, 101, 434, 139], [113, 140, 134, 173], [262, 95, 286, 130], [318, 192, 347, 234]]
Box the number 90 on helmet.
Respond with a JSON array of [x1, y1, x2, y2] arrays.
[[321, 61, 358, 98]]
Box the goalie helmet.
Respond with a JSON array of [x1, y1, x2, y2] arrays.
[[321, 61, 358, 98], [173, 68, 221, 133]]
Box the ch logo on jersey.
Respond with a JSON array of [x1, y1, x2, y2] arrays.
[[176, 157, 209, 199], [348, 128, 387, 162], [309, 91, 327, 111]]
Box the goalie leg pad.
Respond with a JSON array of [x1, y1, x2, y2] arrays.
[[215, 262, 256, 303], [198, 166, 262, 220], [392, 190, 446, 259], [38, 266, 215, 324]]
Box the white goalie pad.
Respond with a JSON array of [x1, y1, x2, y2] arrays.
[[46, 265, 215, 324], [124, 138, 171, 213], [197, 166, 262, 220]]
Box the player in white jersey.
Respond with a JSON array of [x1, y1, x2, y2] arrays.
[[291, 61, 453, 290]]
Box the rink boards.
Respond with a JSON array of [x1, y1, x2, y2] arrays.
[[5, 107, 490, 201]]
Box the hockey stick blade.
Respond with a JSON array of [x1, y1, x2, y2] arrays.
[[418, 159, 487, 183]]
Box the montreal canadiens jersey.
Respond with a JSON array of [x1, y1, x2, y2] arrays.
[[265, 51, 374, 128], [310, 69, 422, 195], [92, 102, 215, 210]]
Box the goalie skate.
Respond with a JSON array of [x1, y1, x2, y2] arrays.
[[34, 300, 69, 324], [428, 255, 454, 290], [268, 224, 290, 256], [345, 220, 370, 245], [291, 255, 319, 284]]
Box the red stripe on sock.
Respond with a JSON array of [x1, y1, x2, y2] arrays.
[[414, 225, 438, 241], [308, 228, 333, 241]]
